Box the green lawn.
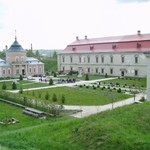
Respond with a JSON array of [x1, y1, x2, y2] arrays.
[[0, 101, 150, 150], [101, 77, 146, 88], [0, 80, 49, 90], [20, 86, 132, 105]]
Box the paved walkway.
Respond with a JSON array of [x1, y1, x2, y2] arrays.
[[8, 77, 118, 93], [64, 93, 145, 118]]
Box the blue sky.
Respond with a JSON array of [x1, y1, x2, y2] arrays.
[[0, 0, 150, 50]]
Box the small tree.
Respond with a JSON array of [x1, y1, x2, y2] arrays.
[[85, 74, 89, 80], [105, 73, 108, 78], [52, 93, 57, 102], [49, 78, 53, 85], [12, 82, 17, 90], [61, 94, 65, 104], [53, 72, 57, 77], [2, 82, 7, 90], [45, 92, 49, 100], [19, 74, 23, 80], [19, 86, 23, 94]]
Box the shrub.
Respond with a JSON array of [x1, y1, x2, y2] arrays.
[[19, 74, 23, 80], [79, 85, 83, 88], [12, 82, 17, 90], [105, 73, 108, 78], [61, 94, 65, 104], [85, 74, 89, 80], [19, 86, 23, 94], [49, 78, 53, 85], [86, 86, 89, 88], [139, 96, 146, 102], [117, 88, 121, 93], [93, 86, 96, 90], [53, 72, 57, 77], [45, 92, 49, 100], [52, 93, 57, 102], [2, 82, 7, 90]]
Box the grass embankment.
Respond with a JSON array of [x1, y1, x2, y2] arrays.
[[20, 86, 131, 105], [0, 101, 150, 150]]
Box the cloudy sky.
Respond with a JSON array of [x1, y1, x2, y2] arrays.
[[0, 0, 150, 50]]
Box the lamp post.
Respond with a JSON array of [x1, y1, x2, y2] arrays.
[[143, 52, 150, 101]]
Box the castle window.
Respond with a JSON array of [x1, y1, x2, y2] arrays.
[[96, 56, 99, 63], [16, 56, 19, 62], [8, 68, 11, 74], [101, 68, 104, 74], [135, 55, 138, 63], [3, 69, 5, 75], [110, 68, 113, 74], [21, 56, 24, 62], [135, 70, 138, 76], [101, 56, 104, 63], [121, 55, 125, 63], [62, 56, 65, 63], [70, 56, 73, 63], [95, 68, 98, 73], [87, 68, 90, 73], [110, 56, 113, 63], [87, 56, 90, 63], [29, 67, 32, 73], [79, 56, 81, 63]]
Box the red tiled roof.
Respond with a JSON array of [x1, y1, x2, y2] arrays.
[[63, 33, 150, 53], [69, 33, 150, 45]]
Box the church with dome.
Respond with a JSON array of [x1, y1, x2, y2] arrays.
[[0, 36, 44, 77]]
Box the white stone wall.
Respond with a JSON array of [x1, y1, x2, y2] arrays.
[[58, 51, 147, 77]]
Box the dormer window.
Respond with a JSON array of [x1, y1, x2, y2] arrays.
[[72, 47, 76, 51], [112, 44, 116, 49], [90, 45, 94, 50], [137, 43, 141, 48]]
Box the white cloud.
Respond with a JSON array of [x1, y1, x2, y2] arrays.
[[0, 0, 150, 49]]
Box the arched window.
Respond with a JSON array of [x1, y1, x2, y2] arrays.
[[21, 56, 24, 62], [16, 56, 19, 62]]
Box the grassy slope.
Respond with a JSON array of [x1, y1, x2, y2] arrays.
[[0, 101, 150, 150]]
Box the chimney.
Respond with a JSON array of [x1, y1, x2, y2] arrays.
[[137, 30, 141, 35], [85, 35, 87, 39], [5, 45, 8, 51], [76, 36, 79, 40]]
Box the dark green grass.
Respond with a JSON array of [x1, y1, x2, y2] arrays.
[[1, 101, 150, 150], [0, 80, 49, 90], [20, 86, 132, 105]]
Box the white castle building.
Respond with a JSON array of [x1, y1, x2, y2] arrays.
[[58, 31, 150, 77]]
